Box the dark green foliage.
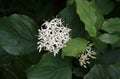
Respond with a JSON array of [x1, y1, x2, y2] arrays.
[[26, 53, 72, 79], [0, 0, 120, 79], [0, 14, 38, 55], [84, 64, 120, 79], [62, 38, 88, 57]]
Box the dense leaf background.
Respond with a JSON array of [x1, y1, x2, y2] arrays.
[[0, 0, 120, 79]]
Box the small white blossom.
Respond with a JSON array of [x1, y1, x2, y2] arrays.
[[37, 18, 71, 56], [78, 43, 96, 68]]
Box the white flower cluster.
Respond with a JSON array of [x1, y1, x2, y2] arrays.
[[79, 43, 96, 68], [37, 18, 71, 56]]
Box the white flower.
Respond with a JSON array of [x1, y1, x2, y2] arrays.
[[37, 18, 71, 56], [78, 43, 96, 68]]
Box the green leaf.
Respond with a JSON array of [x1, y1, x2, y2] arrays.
[[100, 48, 120, 65], [90, 0, 104, 29], [98, 33, 120, 44], [59, 4, 89, 38], [62, 38, 88, 57], [67, 0, 74, 5], [95, 0, 115, 15], [26, 53, 72, 79], [101, 18, 120, 33], [84, 64, 119, 79], [0, 14, 38, 55], [75, 0, 104, 37]]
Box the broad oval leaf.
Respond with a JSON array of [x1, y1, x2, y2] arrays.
[[75, 0, 104, 37], [26, 53, 72, 79], [98, 33, 120, 44], [0, 14, 38, 55], [84, 64, 119, 79], [101, 18, 120, 33], [95, 0, 115, 15], [62, 38, 88, 57]]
